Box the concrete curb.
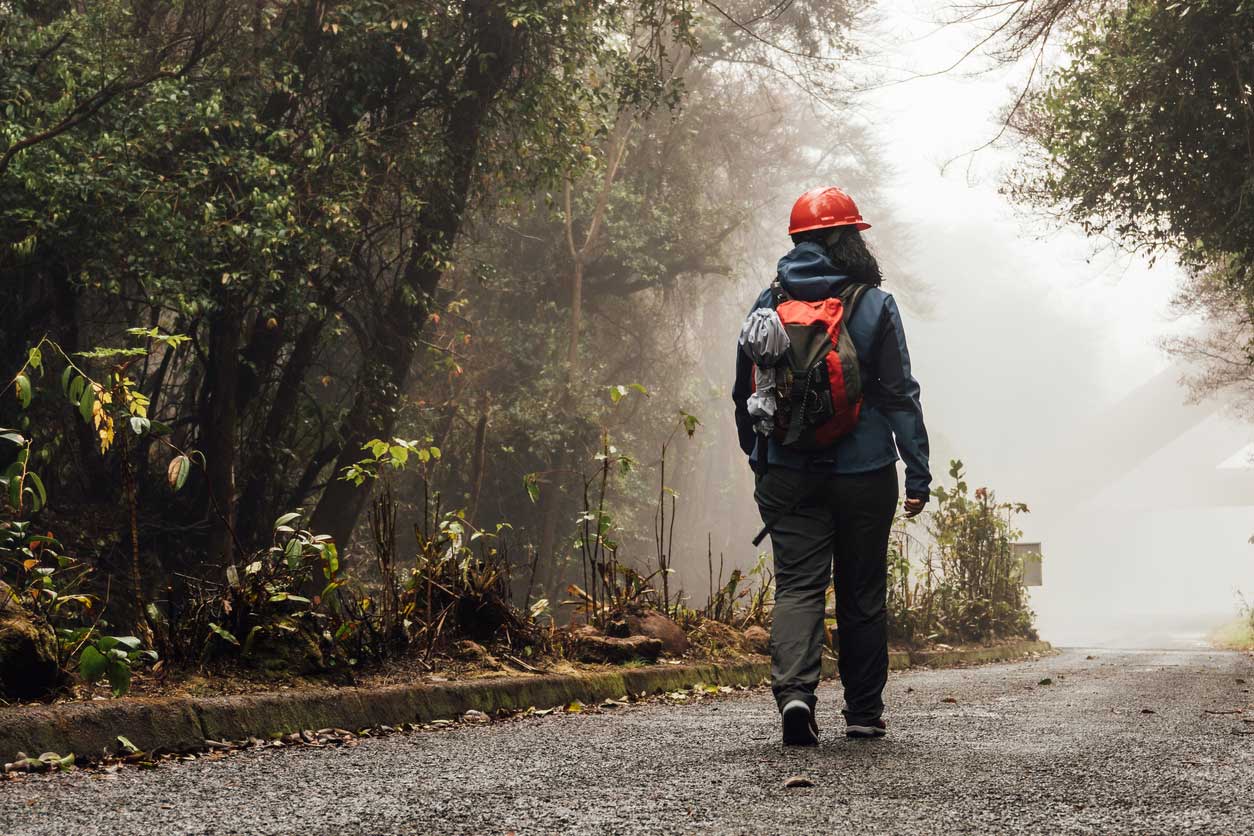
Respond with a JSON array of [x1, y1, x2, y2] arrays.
[[909, 640, 1054, 668], [0, 640, 1052, 761]]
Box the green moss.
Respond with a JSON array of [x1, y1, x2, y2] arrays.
[[0, 614, 60, 699]]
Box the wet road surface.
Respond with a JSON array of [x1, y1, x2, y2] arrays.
[[2, 648, 1252, 835]]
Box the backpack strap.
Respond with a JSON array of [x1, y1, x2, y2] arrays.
[[769, 280, 791, 308], [780, 365, 814, 447], [839, 282, 872, 317]]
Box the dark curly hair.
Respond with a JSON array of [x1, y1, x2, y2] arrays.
[[791, 225, 883, 286]]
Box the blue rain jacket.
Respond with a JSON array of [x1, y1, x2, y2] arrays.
[[732, 242, 932, 499]]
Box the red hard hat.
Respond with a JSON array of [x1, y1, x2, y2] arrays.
[[788, 186, 871, 235]]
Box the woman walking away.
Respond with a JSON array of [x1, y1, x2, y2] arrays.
[[732, 187, 931, 745]]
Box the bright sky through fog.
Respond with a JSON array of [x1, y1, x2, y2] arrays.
[[847, 0, 1253, 639]]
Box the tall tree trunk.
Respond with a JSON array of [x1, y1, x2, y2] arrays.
[[562, 120, 631, 385], [466, 394, 489, 526], [204, 288, 241, 568], [308, 5, 519, 548], [236, 313, 325, 545]]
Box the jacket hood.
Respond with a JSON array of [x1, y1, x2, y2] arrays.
[[776, 241, 854, 301]]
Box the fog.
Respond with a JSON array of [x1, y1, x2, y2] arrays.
[[695, 1, 1253, 648], [868, 1, 1254, 644]]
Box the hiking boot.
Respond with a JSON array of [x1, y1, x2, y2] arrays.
[[781, 699, 819, 746], [845, 718, 887, 739]]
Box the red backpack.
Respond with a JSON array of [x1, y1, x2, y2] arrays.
[[769, 281, 871, 450]]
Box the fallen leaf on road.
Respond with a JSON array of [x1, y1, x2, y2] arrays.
[[1086, 655, 1097, 660], [1038, 678, 1054, 686], [784, 775, 815, 788], [1141, 709, 1156, 714], [941, 697, 957, 704], [1203, 709, 1243, 715]]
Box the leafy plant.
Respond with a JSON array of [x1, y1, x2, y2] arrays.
[[0, 520, 159, 697], [75, 634, 155, 697], [0, 522, 91, 634], [5, 333, 197, 650], [887, 460, 1035, 646], [340, 437, 441, 486]]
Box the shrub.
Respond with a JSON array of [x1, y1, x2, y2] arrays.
[[887, 460, 1036, 646]]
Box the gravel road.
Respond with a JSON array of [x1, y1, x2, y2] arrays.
[[3, 648, 1252, 835]]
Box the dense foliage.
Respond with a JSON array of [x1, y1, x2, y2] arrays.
[[3, 1, 915, 690], [1000, 0, 1254, 404]]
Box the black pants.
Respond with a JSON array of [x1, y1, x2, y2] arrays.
[[754, 463, 898, 724]]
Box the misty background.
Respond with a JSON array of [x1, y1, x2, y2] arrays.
[[688, 0, 1254, 647]]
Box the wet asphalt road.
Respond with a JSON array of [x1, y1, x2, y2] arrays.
[[2, 648, 1253, 836]]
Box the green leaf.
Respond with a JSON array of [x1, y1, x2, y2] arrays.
[[26, 347, 41, 371], [269, 592, 311, 604], [388, 445, 409, 466], [78, 645, 107, 683], [0, 431, 25, 445], [322, 542, 339, 578], [59, 366, 73, 397], [26, 471, 45, 512], [208, 622, 240, 646], [129, 416, 150, 435], [273, 512, 301, 529], [283, 536, 302, 569], [107, 660, 132, 696], [67, 375, 85, 407], [116, 735, 139, 755], [167, 455, 190, 491], [112, 636, 143, 651], [78, 386, 95, 424], [14, 373, 31, 409], [680, 411, 701, 438]]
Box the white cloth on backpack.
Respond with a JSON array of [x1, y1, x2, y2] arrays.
[[738, 308, 790, 435]]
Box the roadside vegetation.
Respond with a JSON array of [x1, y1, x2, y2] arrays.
[[887, 461, 1036, 648], [1210, 598, 1254, 652], [0, 0, 1040, 704]]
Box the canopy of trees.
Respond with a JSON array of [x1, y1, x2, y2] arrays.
[[1, 0, 887, 635], [987, 0, 1254, 408]]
